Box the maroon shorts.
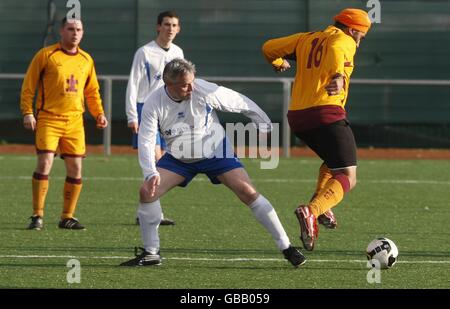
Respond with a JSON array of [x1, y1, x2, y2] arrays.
[[293, 119, 357, 169]]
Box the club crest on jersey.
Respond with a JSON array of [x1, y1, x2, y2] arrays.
[[154, 73, 162, 81], [66, 74, 78, 92]]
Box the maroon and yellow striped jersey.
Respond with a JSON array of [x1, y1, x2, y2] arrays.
[[20, 43, 104, 118], [262, 26, 357, 111]]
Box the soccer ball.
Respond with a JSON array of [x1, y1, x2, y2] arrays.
[[366, 237, 398, 269]]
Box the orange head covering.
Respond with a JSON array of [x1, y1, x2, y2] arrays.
[[334, 8, 371, 34]]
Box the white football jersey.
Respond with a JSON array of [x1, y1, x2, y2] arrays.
[[125, 40, 184, 124], [138, 78, 273, 179]]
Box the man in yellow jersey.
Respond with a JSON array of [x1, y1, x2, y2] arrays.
[[20, 17, 108, 230], [262, 8, 371, 250]]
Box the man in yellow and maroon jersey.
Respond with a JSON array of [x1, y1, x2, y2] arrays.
[[262, 8, 371, 250], [20, 17, 108, 230]]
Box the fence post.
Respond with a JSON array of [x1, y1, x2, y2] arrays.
[[282, 79, 291, 158]]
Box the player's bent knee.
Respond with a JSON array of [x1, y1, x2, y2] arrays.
[[139, 185, 157, 203], [37, 159, 53, 173], [240, 190, 259, 206], [350, 177, 357, 190], [66, 166, 82, 178], [346, 174, 357, 191]]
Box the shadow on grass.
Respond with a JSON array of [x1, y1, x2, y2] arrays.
[[0, 262, 115, 268], [1, 246, 278, 255], [0, 223, 143, 230], [158, 263, 364, 271], [315, 249, 450, 258], [1, 245, 449, 260]]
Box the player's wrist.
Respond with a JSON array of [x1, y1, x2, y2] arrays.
[[144, 172, 159, 182], [23, 114, 35, 120], [331, 73, 344, 80], [258, 123, 273, 133]]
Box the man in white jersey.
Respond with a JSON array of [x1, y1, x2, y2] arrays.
[[125, 11, 183, 225], [120, 58, 306, 267]]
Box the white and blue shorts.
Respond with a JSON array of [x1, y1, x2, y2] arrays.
[[156, 153, 243, 187]]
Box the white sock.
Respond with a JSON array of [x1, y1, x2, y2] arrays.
[[249, 195, 291, 251], [137, 200, 162, 254], [138, 212, 164, 220]]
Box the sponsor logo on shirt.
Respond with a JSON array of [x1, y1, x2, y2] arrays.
[[164, 124, 195, 137]]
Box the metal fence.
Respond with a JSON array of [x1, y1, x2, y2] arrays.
[[2, 73, 450, 156]]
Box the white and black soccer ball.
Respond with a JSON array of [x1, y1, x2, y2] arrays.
[[366, 237, 399, 269]]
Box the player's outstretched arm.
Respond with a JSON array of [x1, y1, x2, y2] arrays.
[[262, 33, 300, 72]]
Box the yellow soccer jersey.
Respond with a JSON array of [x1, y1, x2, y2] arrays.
[[20, 43, 104, 118], [262, 26, 357, 111]]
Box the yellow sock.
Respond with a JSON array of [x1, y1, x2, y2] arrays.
[[310, 163, 333, 201], [32, 173, 49, 217], [309, 178, 344, 217], [62, 177, 82, 219]]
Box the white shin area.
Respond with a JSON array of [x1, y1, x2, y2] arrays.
[[249, 194, 291, 251], [137, 200, 162, 254]]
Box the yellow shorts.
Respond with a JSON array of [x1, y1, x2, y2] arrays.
[[35, 112, 85, 156]]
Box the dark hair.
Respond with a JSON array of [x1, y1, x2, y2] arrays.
[[157, 11, 180, 25], [61, 17, 81, 27], [334, 21, 348, 30], [163, 58, 196, 84]]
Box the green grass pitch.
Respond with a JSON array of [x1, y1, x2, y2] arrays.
[[0, 154, 449, 288]]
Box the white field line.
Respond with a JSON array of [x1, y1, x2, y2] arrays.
[[0, 156, 132, 162], [1, 175, 450, 185], [0, 254, 448, 264]]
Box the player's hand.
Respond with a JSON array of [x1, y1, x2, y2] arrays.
[[325, 74, 344, 95], [96, 114, 108, 129], [272, 58, 291, 73], [128, 121, 139, 134], [23, 114, 36, 131], [143, 175, 160, 197]]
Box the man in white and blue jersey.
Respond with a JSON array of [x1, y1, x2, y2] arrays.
[[125, 11, 183, 225], [120, 58, 307, 268]]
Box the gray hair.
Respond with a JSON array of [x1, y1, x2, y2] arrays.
[[163, 58, 196, 84]]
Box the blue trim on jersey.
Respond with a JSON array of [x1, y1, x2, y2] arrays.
[[144, 61, 151, 83], [132, 102, 166, 149], [204, 103, 212, 127], [156, 153, 244, 187], [157, 132, 166, 149]]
